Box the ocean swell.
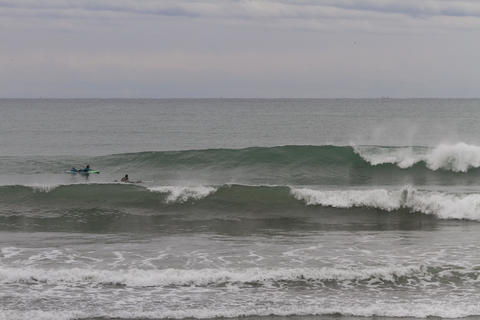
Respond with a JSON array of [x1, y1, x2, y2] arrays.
[[3, 144, 480, 190], [2, 184, 480, 221]]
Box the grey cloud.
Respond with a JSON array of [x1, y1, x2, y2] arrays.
[[318, 0, 480, 18], [1, 0, 480, 98], [2, 0, 480, 20]]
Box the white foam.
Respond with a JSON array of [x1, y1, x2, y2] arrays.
[[0, 310, 82, 320], [108, 303, 480, 319], [354, 146, 422, 169], [426, 142, 480, 172], [355, 142, 480, 172], [291, 187, 404, 211], [0, 247, 24, 259], [0, 265, 422, 287], [148, 185, 217, 203], [291, 186, 480, 220], [131, 303, 480, 319]]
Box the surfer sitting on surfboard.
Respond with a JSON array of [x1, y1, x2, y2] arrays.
[[80, 164, 91, 172], [118, 174, 141, 183]]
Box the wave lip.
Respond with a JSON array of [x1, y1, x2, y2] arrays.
[[291, 186, 480, 220], [353, 145, 423, 169], [291, 187, 404, 211], [355, 142, 480, 172]]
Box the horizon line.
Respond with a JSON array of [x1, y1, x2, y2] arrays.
[[1, 97, 480, 100]]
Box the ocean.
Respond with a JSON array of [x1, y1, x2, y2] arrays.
[[1, 98, 480, 320]]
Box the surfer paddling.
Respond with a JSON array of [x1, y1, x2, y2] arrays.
[[66, 164, 99, 175]]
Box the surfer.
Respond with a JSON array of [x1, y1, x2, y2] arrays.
[[70, 167, 78, 173], [80, 164, 91, 172], [118, 174, 141, 183]]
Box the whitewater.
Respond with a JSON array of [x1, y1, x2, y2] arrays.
[[354, 142, 480, 172], [2, 98, 480, 320]]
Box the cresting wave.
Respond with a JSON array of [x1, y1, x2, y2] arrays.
[[94, 142, 480, 172], [5, 143, 480, 177], [2, 183, 480, 220], [355, 142, 480, 172]]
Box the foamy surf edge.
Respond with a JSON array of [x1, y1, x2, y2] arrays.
[[0, 264, 432, 287], [2, 302, 480, 320]]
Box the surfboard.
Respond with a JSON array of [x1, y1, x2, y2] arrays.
[[66, 170, 100, 174], [114, 180, 142, 183]]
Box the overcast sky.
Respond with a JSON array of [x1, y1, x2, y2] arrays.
[[1, 0, 479, 98]]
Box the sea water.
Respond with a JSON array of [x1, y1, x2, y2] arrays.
[[1, 99, 480, 320]]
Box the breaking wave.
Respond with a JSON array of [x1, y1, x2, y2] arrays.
[[1, 183, 480, 221], [94, 142, 480, 173], [4, 144, 480, 188], [291, 186, 480, 220], [147, 185, 217, 203], [354, 142, 480, 172]]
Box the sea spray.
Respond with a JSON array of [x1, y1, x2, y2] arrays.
[[147, 186, 217, 203], [354, 142, 480, 172]]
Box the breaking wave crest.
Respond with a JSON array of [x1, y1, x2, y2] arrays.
[[147, 186, 217, 203], [291, 186, 480, 220], [5, 143, 480, 183], [2, 183, 480, 221], [355, 142, 480, 172]]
